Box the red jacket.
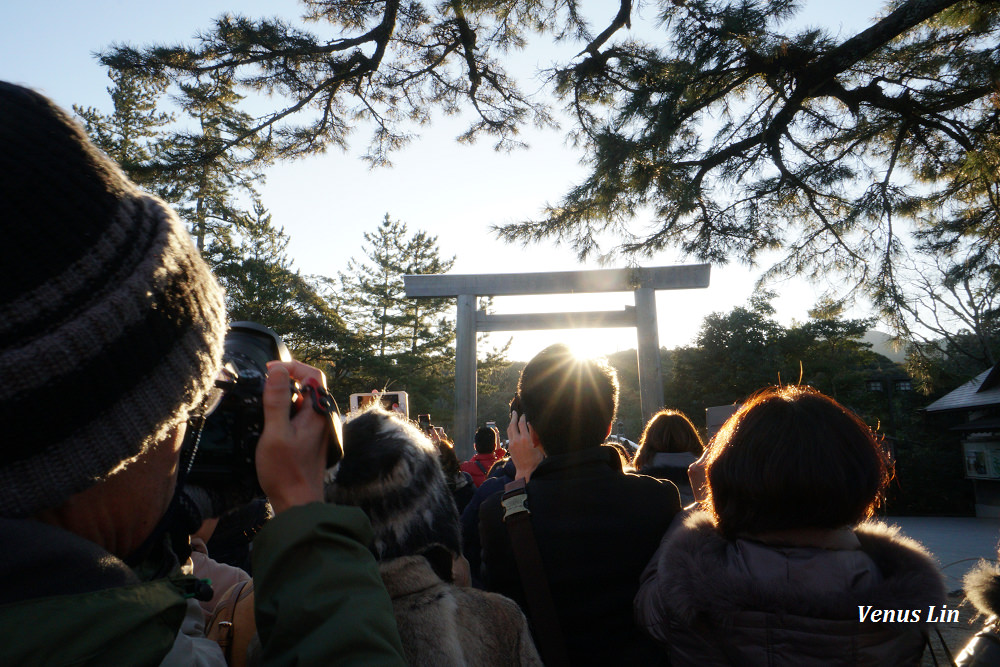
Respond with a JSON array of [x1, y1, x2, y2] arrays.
[[460, 453, 502, 487]]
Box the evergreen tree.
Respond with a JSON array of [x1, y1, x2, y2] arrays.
[[792, 299, 878, 401], [210, 202, 355, 385], [667, 291, 788, 416], [76, 67, 265, 252], [158, 71, 266, 251], [338, 213, 459, 415], [665, 292, 887, 424], [495, 0, 1000, 324], [401, 231, 456, 355], [100, 2, 557, 164], [477, 358, 525, 428], [339, 214, 413, 361], [210, 202, 297, 324], [474, 297, 513, 394], [73, 68, 174, 189]]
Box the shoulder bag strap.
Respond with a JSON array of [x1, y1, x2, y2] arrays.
[[502, 478, 571, 667], [206, 578, 255, 666]]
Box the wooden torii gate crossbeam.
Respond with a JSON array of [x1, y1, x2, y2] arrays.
[[404, 264, 711, 456]]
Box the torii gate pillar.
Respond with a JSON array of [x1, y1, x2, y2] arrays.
[[405, 264, 710, 456], [455, 293, 477, 455], [634, 286, 664, 425]]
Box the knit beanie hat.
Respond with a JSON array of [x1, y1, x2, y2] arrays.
[[327, 404, 462, 560], [0, 81, 227, 518]]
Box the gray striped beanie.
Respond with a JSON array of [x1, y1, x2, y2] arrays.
[[0, 81, 227, 517]]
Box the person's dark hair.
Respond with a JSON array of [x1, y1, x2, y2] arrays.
[[515, 344, 619, 455], [434, 437, 462, 479], [474, 426, 498, 454], [634, 409, 704, 470], [705, 385, 890, 538]]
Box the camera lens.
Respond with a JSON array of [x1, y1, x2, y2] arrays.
[[186, 322, 291, 495]]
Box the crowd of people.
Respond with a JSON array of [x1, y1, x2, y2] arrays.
[[0, 80, 984, 666]]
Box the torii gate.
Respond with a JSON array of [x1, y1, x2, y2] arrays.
[[404, 264, 711, 456]]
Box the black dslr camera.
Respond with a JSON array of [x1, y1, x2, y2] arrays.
[[186, 321, 342, 501]]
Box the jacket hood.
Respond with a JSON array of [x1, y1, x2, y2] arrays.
[[656, 511, 946, 624]]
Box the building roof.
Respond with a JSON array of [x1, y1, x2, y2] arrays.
[[951, 416, 1000, 432], [925, 364, 1000, 412]]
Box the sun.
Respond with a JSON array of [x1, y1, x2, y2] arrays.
[[564, 338, 603, 361], [556, 329, 634, 361]]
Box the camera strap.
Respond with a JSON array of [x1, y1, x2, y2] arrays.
[[501, 478, 570, 667], [301, 378, 344, 468]]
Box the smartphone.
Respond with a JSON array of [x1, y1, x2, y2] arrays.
[[417, 413, 432, 431]]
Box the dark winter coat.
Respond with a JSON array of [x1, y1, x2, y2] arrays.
[[638, 451, 698, 506], [461, 459, 515, 587], [449, 471, 476, 515], [635, 511, 946, 666], [479, 445, 681, 666]]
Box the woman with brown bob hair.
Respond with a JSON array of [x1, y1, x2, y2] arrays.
[[634, 409, 704, 505], [706, 386, 887, 537], [635, 386, 946, 666]]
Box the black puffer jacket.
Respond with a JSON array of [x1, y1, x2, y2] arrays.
[[635, 511, 946, 666]]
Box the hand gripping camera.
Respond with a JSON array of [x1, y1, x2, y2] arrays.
[[185, 321, 343, 503]]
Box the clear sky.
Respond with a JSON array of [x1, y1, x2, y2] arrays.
[[2, 0, 889, 361]]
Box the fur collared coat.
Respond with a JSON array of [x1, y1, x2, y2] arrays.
[[635, 511, 946, 666], [380, 555, 542, 667], [956, 559, 1000, 665]]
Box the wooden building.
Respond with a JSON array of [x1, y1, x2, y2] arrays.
[[926, 364, 1000, 517]]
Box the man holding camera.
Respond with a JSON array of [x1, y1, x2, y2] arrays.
[[0, 81, 405, 665], [478, 344, 681, 666]]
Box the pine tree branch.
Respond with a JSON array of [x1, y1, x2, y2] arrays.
[[577, 0, 633, 58]]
